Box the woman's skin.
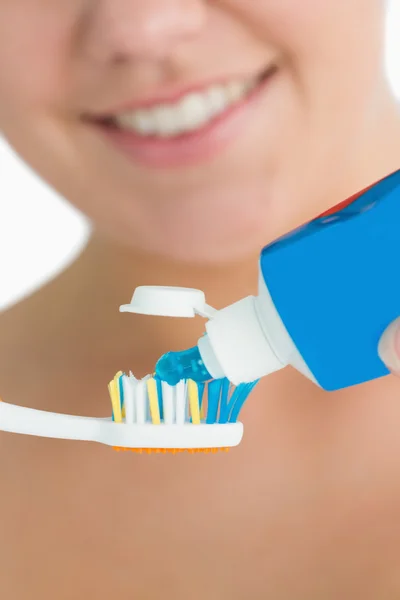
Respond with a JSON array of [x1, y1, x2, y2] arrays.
[[1, 1, 400, 598]]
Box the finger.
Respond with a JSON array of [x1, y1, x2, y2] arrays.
[[378, 317, 400, 375]]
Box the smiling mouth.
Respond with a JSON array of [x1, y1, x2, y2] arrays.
[[91, 65, 277, 141]]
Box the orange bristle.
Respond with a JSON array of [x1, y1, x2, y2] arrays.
[[112, 447, 230, 454]]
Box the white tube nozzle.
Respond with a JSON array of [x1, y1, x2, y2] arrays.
[[198, 296, 286, 385]]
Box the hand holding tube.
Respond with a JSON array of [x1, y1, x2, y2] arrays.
[[378, 318, 400, 376]]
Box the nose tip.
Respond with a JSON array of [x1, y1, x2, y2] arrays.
[[141, 1, 207, 49], [82, 0, 207, 63]]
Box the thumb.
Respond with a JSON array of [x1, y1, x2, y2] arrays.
[[378, 317, 400, 375]]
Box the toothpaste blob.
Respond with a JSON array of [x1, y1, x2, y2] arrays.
[[155, 347, 212, 386]]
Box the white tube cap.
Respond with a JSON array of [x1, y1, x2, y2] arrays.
[[119, 286, 217, 318]]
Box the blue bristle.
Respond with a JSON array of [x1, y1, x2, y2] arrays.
[[220, 383, 243, 423], [118, 374, 124, 414], [206, 379, 222, 424], [155, 375, 164, 421], [218, 384, 232, 423], [228, 383, 249, 423], [218, 379, 231, 423], [228, 380, 259, 423], [198, 382, 205, 411]]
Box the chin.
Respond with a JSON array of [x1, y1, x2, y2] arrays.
[[89, 179, 280, 264], [153, 197, 277, 264], [118, 222, 268, 265]]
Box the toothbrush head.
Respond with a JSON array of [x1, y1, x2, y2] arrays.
[[106, 372, 258, 453]]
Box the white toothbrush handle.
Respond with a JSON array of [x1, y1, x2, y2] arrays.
[[0, 401, 105, 442], [0, 401, 243, 448]]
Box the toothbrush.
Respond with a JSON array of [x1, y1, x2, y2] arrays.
[[0, 288, 259, 452], [0, 375, 257, 453]]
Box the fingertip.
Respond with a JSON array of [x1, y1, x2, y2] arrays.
[[378, 317, 400, 375]]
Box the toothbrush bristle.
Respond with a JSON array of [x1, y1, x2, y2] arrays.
[[107, 371, 258, 453], [112, 447, 230, 454]]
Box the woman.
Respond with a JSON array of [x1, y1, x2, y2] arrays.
[[0, 1, 400, 598]]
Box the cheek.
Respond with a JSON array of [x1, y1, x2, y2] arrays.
[[227, 0, 379, 62], [0, 3, 76, 122], [224, 0, 328, 46]]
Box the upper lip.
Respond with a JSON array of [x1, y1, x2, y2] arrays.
[[84, 65, 275, 120]]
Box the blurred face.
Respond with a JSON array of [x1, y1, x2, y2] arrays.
[[0, 0, 393, 262]]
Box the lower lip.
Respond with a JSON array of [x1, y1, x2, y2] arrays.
[[90, 73, 275, 169]]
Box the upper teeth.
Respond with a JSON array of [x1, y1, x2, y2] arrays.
[[113, 78, 257, 138]]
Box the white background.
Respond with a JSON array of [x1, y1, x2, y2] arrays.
[[0, 3, 399, 311]]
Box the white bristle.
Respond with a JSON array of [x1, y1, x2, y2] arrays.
[[135, 380, 146, 424], [123, 374, 136, 424], [175, 380, 187, 425], [161, 381, 175, 425]]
